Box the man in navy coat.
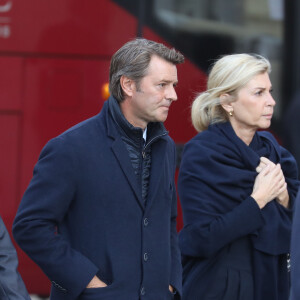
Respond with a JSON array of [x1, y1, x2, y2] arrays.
[[13, 38, 184, 300], [0, 216, 30, 300]]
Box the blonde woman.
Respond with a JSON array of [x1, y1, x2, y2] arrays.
[[178, 54, 299, 300]]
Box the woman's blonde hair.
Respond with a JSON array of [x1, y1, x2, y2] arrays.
[[191, 53, 271, 132]]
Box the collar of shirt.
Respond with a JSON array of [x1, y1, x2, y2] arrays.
[[143, 127, 147, 144]]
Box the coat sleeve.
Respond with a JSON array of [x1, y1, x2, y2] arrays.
[[169, 141, 182, 298], [178, 140, 265, 258], [13, 137, 99, 299], [0, 216, 31, 300]]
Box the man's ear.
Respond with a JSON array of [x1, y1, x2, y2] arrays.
[[120, 76, 135, 97], [220, 93, 233, 113]]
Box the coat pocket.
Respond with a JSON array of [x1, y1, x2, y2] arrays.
[[167, 289, 176, 300], [79, 284, 116, 300]]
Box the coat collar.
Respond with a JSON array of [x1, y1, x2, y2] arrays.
[[108, 96, 144, 145], [101, 97, 169, 210], [107, 96, 168, 144]]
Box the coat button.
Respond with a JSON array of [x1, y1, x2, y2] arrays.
[[144, 252, 148, 261], [141, 286, 146, 295], [143, 218, 149, 226]]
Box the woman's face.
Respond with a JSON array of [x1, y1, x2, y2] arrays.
[[228, 72, 276, 138]]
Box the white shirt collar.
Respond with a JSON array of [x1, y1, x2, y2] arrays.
[[143, 127, 147, 142]]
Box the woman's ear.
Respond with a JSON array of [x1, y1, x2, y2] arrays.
[[120, 76, 135, 97], [220, 93, 233, 113]]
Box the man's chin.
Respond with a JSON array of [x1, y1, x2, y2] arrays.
[[158, 117, 168, 123]]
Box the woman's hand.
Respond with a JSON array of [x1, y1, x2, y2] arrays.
[[251, 158, 287, 209], [255, 157, 289, 208], [255, 157, 275, 173]]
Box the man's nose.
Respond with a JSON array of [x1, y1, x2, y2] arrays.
[[166, 86, 177, 102]]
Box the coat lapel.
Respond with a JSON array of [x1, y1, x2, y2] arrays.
[[111, 138, 144, 209], [104, 99, 169, 211], [146, 138, 168, 210], [104, 105, 144, 210]]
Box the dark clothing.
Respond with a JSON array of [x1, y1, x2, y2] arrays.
[[290, 188, 300, 300], [13, 97, 182, 300], [283, 94, 300, 174], [0, 216, 30, 300], [203, 237, 254, 300], [178, 122, 299, 300], [109, 97, 154, 203]]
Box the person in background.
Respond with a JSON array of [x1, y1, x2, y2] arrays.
[[178, 54, 299, 300], [282, 91, 300, 173], [0, 216, 30, 300], [13, 38, 184, 300], [290, 188, 300, 300]]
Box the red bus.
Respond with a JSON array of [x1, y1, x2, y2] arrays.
[[0, 0, 296, 296]]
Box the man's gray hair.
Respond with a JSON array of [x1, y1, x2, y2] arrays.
[[109, 38, 184, 102]]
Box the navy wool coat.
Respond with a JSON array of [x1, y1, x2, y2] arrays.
[[13, 100, 182, 300], [178, 122, 299, 300]]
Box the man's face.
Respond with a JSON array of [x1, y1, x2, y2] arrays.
[[121, 55, 178, 129]]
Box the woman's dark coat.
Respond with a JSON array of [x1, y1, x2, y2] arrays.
[[178, 122, 299, 300]]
